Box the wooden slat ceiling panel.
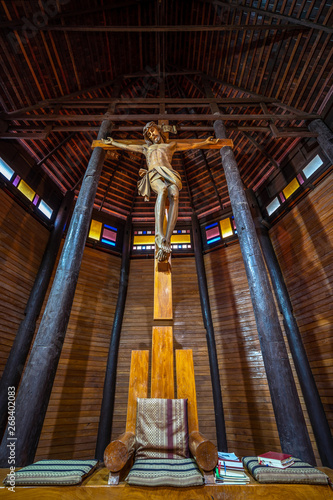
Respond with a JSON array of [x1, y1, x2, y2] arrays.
[[0, 0, 331, 222]]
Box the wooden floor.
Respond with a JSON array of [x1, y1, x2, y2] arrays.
[[1, 467, 333, 499]]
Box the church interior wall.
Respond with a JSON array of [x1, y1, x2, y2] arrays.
[[0, 168, 332, 464]]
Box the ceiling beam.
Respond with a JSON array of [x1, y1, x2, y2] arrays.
[[241, 131, 281, 170], [1, 112, 320, 122], [16, 97, 275, 105], [1, 126, 317, 139], [40, 24, 308, 33], [3, 78, 121, 117]]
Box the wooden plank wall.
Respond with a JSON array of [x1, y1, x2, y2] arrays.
[[0, 190, 49, 374], [1, 171, 332, 463], [0, 189, 121, 460], [34, 245, 121, 460], [204, 243, 281, 457], [269, 171, 333, 463]]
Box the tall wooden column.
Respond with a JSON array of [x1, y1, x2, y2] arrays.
[[192, 212, 228, 452], [0, 190, 74, 439], [95, 215, 132, 460], [247, 189, 333, 468], [213, 119, 315, 464], [308, 119, 333, 163], [0, 119, 112, 467]]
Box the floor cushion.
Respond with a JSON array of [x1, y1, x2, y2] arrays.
[[242, 456, 329, 485], [125, 458, 204, 487], [3, 459, 98, 486]]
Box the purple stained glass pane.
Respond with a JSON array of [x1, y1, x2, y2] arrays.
[[206, 226, 220, 240], [102, 227, 117, 242], [33, 194, 39, 206], [13, 175, 20, 187], [297, 173, 304, 185], [279, 192, 286, 203]]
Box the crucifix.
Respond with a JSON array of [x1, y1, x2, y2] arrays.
[[92, 121, 233, 261]]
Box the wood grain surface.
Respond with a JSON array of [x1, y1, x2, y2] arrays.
[[151, 326, 174, 399], [154, 254, 173, 320], [176, 349, 199, 433], [126, 350, 149, 433]]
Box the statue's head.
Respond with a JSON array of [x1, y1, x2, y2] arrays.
[[143, 121, 167, 145]]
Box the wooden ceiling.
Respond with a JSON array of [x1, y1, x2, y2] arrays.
[[0, 0, 332, 224]]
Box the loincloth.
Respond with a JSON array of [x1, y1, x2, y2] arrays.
[[137, 165, 182, 201]]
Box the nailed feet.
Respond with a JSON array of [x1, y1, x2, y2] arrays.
[[155, 234, 171, 262]]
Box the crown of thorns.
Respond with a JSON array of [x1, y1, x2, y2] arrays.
[[143, 121, 167, 144]]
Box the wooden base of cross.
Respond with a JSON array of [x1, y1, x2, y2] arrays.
[[154, 206, 173, 320]]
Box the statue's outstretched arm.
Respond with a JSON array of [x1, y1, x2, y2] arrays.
[[101, 137, 144, 154], [175, 136, 228, 151]]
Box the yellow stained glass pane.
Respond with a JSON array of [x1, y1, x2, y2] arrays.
[[170, 234, 191, 244], [89, 220, 102, 241], [220, 218, 233, 238], [17, 180, 35, 202], [133, 235, 155, 245], [283, 178, 300, 200]]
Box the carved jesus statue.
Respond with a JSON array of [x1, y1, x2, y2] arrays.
[[100, 121, 232, 261]]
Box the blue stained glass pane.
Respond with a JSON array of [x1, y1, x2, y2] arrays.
[[104, 224, 117, 232], [101, 238, 116, 246], [143, 230, 147, 234], [207, 236, 221, 244], [178, 230, 181, 233], [303, 155, 323, 179], [38, 200, 53, 219], [0, 158, 14, 180], [206, 222, 218, 229]]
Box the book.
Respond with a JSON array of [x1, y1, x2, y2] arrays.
[[215, 467, 250, 484], [218, 458, 244, 470], [258, 451, 294, 468], [215, 452, 250, 484], [218, 468, 246, 478], [218, 452, 239, 461]]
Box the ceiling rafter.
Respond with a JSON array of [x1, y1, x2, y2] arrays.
[[203, 0, 333, 34]]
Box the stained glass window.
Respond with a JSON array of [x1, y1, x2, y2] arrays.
[[101, 224, 117, 246], [0, 158, 14, 181], [17, 180, 35, 202], [266, 197, 280, 216], [38, 200, 53, 219], [303, 155, 323, 179], [220, 218, 233, 239], [205, 222, 221, 244], [283, 178, 300, 200], [89, 220, 102, 241]]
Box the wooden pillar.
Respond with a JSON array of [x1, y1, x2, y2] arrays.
[[191, 212, 228, 452], [0, 190, 74, 439], [308, 119, 333, 163], [213, 119, 315, 464], [0, 119, 112, 467], [247, 189, 333, 468], [95, 215, 132, 461]]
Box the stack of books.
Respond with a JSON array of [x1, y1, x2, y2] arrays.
[[257, 451, 294, 469], [214, 452, 250, 485]]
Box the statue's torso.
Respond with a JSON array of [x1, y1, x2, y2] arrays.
[[145, 142, 176, 171]]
